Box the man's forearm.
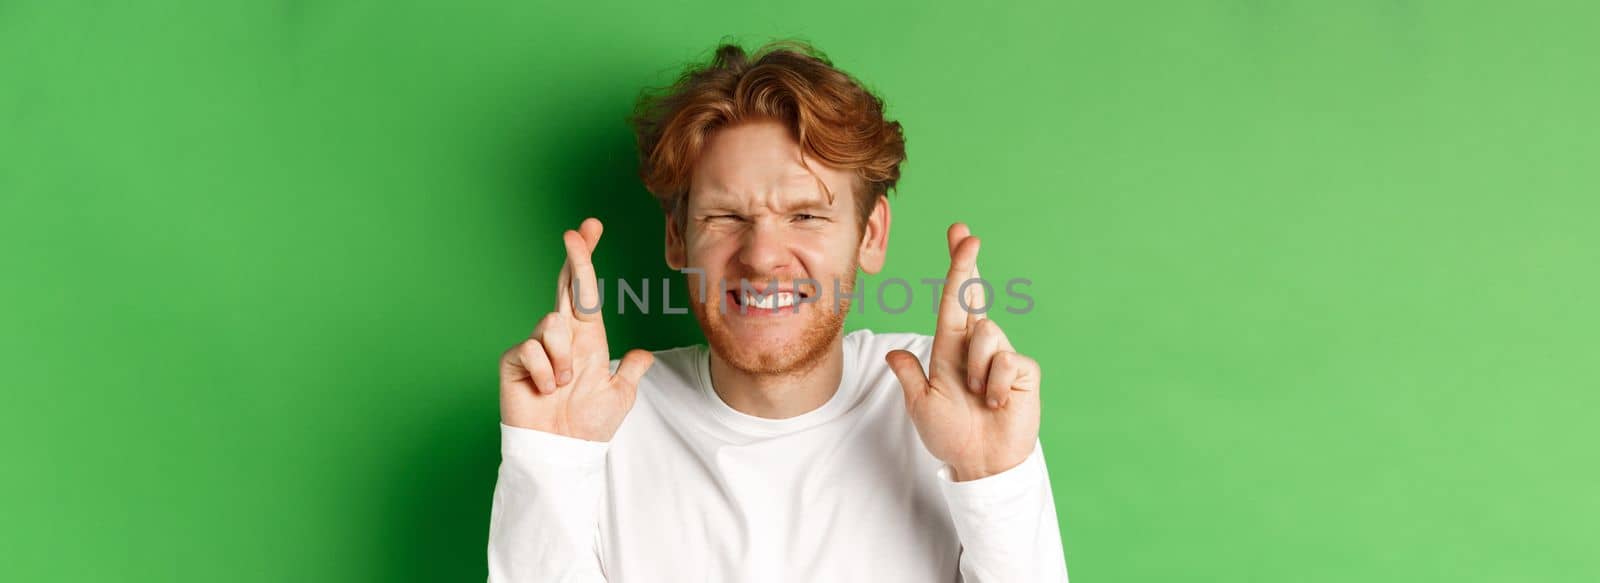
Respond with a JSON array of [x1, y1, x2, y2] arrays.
[[939, 442, 1070, 582], [487, 424, 610, 583]]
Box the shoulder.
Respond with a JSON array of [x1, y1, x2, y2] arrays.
[[603, 342, 709, 440]]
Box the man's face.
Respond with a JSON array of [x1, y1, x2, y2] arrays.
[[667, 118, 888, 376]]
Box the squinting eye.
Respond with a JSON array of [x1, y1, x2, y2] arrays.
[[794, 214, 822, 222]]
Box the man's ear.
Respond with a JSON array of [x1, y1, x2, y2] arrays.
[[664, 214, 687, 270], [857, 194, 890, 274]]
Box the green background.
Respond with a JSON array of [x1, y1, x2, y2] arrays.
[[3, 1, 1596, 580]]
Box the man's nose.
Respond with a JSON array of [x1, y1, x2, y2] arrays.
[[736, 223, 793, 274]]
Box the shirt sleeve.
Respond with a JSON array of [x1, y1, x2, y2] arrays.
[[937, 441, 1070, 582], [487, 423, 610, 583]]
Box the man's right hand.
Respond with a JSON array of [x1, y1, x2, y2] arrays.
[[498, 218, 654, 442]]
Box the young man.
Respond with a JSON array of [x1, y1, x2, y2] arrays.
[[488, 41, 1068, 582]]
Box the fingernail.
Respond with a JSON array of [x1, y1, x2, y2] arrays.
[[987, 399, 999, 409], [558, 370, 573, 385]]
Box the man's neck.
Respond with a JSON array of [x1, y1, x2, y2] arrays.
[[707, 335, 845, 419]]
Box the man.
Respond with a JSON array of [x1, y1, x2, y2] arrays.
[[488, 41, 1068, 582]]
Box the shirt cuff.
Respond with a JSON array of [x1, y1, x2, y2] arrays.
[[500, 422, 611, 468], [936, 441, 1047, 501]]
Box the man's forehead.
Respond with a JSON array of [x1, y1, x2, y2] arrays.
[[688, 119, 857, 211], [691, 171, 846, 210]]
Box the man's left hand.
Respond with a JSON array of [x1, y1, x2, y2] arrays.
[[886, 223, 1043, 482]]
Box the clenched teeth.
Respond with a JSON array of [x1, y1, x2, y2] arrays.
[[741, 291, 798, 309]]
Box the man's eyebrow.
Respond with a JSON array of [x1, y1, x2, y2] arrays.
[[691, 189, 835, 212], [778, 202, 834, 215], [688, 187, 738, 210], [777, 194, 838, 213], [694, 200, 744, 213]]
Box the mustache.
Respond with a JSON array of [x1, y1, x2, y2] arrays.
[[683, 276, 834, 301], [674, 263, 861, 304]]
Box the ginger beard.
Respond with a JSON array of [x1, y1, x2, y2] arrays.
[[688, 260, 859, 377]]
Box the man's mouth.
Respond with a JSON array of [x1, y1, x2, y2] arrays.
[[725, 287, 812, 313]]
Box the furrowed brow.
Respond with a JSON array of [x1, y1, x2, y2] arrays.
[[777, 194, 836, 214]]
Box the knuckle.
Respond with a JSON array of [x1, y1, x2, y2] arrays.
[[548, 340, 573, 359], [1012, 352, 1034, 370], [520, 343, 549, 367], [543, 333, 569, 354]]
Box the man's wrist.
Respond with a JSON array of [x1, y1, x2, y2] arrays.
[[500, 422, 611, 467], [949, 465, 991, 482], [949, 453, 1026, 482]]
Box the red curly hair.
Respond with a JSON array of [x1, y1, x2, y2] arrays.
[[628, 40, 907, 232]]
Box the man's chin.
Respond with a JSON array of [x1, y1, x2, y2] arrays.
[[695, 306, 845, 376], [721, 317, 808, 343]]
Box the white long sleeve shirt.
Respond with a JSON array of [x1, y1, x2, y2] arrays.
[[487, 329, 1068, 582]]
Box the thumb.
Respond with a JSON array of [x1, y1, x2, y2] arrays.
[[610, 349, 655, 392], [885, 350, 929, 406]]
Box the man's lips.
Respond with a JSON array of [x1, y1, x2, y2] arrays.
[[728, 282, 812, 295], [724, 288, 811, 313]]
